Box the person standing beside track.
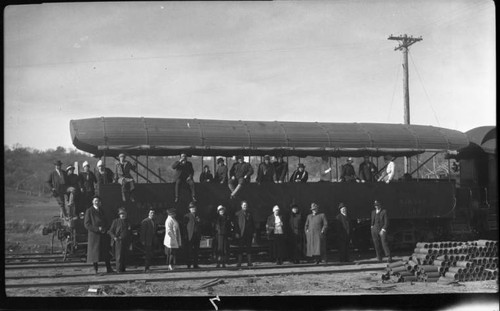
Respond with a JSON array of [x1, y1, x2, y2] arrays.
[[47, 160, 68, 219], [228, 155, 254, 199], [213, 205, 233, 268], [305, 203, 328, 264], [115, 153, 137, 202], [109, 208, 132, 273], [370, 200, 392, 263], [234, 200, 256, 267], [164, 208, 182, 271], [183, 202, 202, 269], [336, 202, 351, 262], [141, 209, 157, 273], [84, 196, 114, 274], [289, 204, 304, 264], [171, 153, 196, 203], [266, 205, 288, 265]]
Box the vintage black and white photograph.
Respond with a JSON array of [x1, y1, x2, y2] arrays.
[[3, 0, 497, 309]]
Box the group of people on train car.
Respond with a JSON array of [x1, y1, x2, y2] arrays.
[[82, 197, 392, 275]]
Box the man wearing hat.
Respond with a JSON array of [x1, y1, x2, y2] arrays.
[[290, 163, 308, 183], [95, 159, 114, 196], [214, 157, 228, 184], [340, 157, 358, 182], [164, 208, 182, 271], [234, 200, 256, 267], [305, 203, 328, 264], [336, 202, 351, 262], [171, 153, 196, 203], [140, 209, 157, 273], [213, 205, 233, 268], [370, 200, 392, 263], [115, 153, 137, 202], [289, 203, 304, 264], [273, 155, 288, 183], [65, 165, 80, 219], [266, 205, 287, 265], [228, 155, 254, 199], [377, 155, 396, 183], [359, 156, 378, 183], [256, 155, 276, 184], [47, 160, 68, 218], [109, 207, 132, 273], [78, 161, 97, 213], [183, 202, 202, 269], [84, 196, 114, 274]]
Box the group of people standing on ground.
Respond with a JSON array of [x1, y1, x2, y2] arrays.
[[83, 197, 392, 274]]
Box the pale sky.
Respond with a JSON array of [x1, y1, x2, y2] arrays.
[[4, 0, 496, 150]]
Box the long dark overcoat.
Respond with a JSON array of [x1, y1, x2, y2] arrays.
[[84, 207, 111, 263], [305, 213, 328, 257]]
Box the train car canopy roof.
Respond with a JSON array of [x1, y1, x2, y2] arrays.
[[70, 117, 470, 157]]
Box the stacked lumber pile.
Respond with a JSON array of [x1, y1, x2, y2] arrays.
[[383, 239, 498, 283]]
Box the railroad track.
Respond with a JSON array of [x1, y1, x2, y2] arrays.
[[5, 260, 388, 289]]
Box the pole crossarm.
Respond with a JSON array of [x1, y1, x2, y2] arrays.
[[388, 34, 423, 51]]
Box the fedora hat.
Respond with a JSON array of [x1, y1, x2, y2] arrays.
[[118, 208, 127, 215], [338, 202, 347, 209], [167, 208, 177, 216], [54, 160, 63, 166]]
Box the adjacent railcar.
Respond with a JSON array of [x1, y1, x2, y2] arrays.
[[69, 117, 473, 252]]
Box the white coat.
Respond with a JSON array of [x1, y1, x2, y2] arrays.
[[164, 216, 182, 248]]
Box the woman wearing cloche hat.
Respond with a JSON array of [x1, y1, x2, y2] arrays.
[[266, 205, 287, 265], [213, 205, 233, 268]]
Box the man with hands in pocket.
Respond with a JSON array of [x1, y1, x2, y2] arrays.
[[370, 200, 392, 263]]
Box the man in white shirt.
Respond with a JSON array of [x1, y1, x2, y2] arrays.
[[378, 155, 395, 183]]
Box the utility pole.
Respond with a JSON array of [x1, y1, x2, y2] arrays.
[[388, 34, 422, 174]]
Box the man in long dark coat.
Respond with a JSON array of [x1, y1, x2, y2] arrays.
[[109, 208, 132, 273], [84, 196, 113, 274], [336, 202, 351, 262], [289, 204, 304, 264], [140, 209, 156, 272], [305, 203, 328, 264], [47, 160, 68, 218], [183, 202, 202, 269], [234, 200, 255, 267], [371, 200, 392, 263], [171, 153, 196, 203]]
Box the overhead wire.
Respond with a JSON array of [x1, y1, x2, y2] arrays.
[[387, 53, 402, 122], [408, 50, 441, 126]]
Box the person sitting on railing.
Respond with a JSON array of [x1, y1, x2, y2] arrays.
[[171, 153, 196, 203], [273, 155, 288, 183], [377, 155, 396, 184], [340, 157, 359, 182], [229, 155, 254, 199], [290, 163, 308, 183], [115, 153, 137, 202], [256, 155, 276, 184], [199, 165, 214, 183]]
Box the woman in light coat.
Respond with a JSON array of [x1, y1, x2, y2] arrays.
[[164, 208, 182, 270]]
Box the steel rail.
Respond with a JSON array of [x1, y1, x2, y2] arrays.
[[5, 262, 387, 289]]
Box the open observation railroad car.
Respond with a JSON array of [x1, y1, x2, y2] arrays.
[[62, 117, 495, 258]]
